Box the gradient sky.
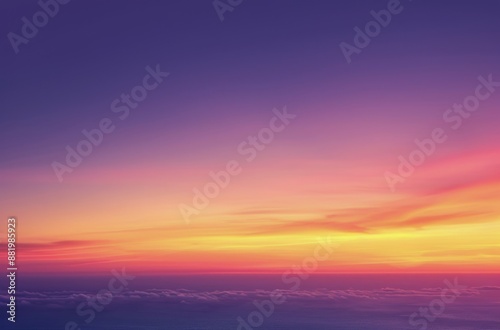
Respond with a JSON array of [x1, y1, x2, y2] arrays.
[[1, 0, 500, 275]]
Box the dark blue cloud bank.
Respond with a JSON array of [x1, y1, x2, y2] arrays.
[[1, 282, 499, 329]]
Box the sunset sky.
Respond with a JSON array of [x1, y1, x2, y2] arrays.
[[1, 0, 500, 276]]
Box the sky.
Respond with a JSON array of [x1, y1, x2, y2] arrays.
[[1, 0, 500, 277]]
